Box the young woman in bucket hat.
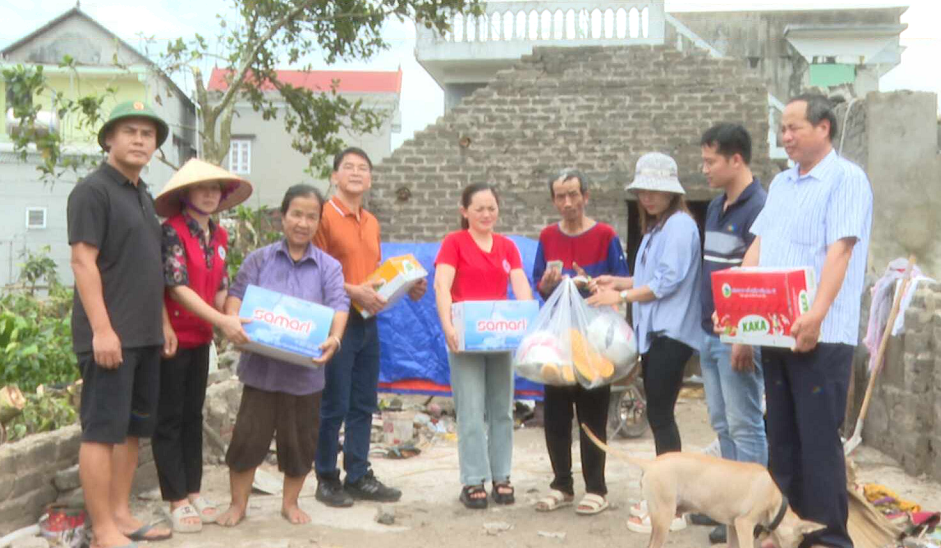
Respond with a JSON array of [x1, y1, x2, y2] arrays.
[[151, 158, 253, 533], [587, 152, 702, 534]]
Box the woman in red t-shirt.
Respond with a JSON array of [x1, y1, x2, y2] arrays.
[[433, 183, 534, 510]]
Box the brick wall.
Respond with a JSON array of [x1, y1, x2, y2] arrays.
[[858, 282, 941, 479], [370, 45, 777, 243]]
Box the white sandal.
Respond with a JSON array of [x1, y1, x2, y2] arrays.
[[627, 512, 687, 534], [189, 496, 219, 524], [534, 490, 574, 512], [575, 493, 609, 515], [170, 504, 203, 533], [630, 500, 648, 517]]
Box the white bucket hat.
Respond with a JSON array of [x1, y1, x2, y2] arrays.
[[626, 152, 686, 195]]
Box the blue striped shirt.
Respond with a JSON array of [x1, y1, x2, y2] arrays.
[[632, 211, 702, 354], [750, 149, 872, 346]]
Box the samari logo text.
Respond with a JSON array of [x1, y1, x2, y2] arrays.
[[253, 308, 314, 335], [476, 319, 528, 333]]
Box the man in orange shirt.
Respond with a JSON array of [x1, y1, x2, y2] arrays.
[[313, 147, 427, 507]]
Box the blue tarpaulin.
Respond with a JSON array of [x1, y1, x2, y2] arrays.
[[376, 236, 544, 399]]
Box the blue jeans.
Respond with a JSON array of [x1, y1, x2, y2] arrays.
[[314, 315, 380, 483], [447, 351, 514, 487], [699, 334, 767, 466]]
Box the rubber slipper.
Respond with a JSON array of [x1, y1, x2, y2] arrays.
[[575, 493, 609, 515], [535, 490, 574, 512], [630, 500, 648, 517], [189, 496, 219, 524], [170, 504, 202, 534], [125, 523, 173, 542], [627, 513, 687, 534]]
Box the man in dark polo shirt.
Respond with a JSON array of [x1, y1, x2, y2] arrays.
[[696, 123, 768, 544], [68, 101, 176, 547]]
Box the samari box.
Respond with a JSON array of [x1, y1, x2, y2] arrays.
[[451, 300, 540, 352], [356, 254, 428, 319], [238, 284, 335, 367], [711, 267, 817, 348]]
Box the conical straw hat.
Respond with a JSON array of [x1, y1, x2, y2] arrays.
[[155, 158, 253, 217]]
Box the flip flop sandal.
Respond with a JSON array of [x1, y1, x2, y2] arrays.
[[126, 522, 173, 541], [170, 504, 202, 534], [459, 484, 488, 510], [630, 500, 648, 517], [575, 493, 610, 515], [535, 490, 574, 512], [189, 496, 219, 524], [492, 481, 515, 505], [626, 513, 687, 534]]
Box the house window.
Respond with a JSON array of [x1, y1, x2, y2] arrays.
[[26, 207, 47, 230], [229, 139, 252, 174]]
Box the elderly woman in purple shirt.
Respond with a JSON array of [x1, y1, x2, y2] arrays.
[[217, 184, 349, 527]]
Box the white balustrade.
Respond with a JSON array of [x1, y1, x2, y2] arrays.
[[423, 2, 665, 45]]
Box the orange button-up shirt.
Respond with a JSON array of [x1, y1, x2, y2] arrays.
[[314, 196, 381, 287]]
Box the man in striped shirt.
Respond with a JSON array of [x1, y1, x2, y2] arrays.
[[698, 123, 768, 544], [739, 94, 873, 548]]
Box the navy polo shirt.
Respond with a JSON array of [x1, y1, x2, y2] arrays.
[[700, 179, 767, 333]]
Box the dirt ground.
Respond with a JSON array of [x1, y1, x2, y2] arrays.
[[137, 391, 941, 548]]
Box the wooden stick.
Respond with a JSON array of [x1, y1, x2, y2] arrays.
[[844, 255, 916, 455]]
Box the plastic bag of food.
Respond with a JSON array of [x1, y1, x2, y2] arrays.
[[514, 277, 638, 388]]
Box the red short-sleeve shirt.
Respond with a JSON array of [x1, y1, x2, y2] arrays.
[[435, 230, 523, 303]]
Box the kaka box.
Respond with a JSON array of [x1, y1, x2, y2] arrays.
[[711, 267, 817, 348], [356, 254, 428, 319], [238, 284, 335, 367], [451, 300, 539, 352]]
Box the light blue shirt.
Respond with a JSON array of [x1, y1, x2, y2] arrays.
[[632, 211, 702, 354], [750, 149, 872, 346]]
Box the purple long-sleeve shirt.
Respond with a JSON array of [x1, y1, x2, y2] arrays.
[[229, 239, 350, 395]]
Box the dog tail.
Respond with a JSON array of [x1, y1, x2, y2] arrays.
[[580, 423, 649, 470]]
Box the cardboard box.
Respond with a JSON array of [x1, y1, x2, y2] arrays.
[[712, 267, 817, 348], [238, 284, 335, 367], [451, 300, 540, 352], [356, 254, 428, 319]]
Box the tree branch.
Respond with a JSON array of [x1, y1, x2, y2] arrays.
[[156, 149, 181, 171]]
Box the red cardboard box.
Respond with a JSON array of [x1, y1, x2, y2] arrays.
[[711, 267, 817, 348]]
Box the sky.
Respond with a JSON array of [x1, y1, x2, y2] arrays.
[[1, 0, 938, 150]]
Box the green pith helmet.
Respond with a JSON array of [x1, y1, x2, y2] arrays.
[[97, 100, 169, 151]]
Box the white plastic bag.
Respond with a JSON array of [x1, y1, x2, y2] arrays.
[[514, 278, 638, 388]]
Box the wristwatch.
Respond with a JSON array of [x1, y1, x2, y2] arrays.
[[619, 289, 629, 303]]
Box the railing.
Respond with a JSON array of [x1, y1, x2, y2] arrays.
[[421, 2, 665, 44]]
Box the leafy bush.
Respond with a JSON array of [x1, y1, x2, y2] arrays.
[[223, 205, 282, 281], [6, 389, 78, 442], [0, 247, 78, 393]]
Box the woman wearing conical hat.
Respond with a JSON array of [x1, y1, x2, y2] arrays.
[[151, 158, 252, 534]]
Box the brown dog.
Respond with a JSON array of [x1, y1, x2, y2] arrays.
[[581, 425, 825, 548]]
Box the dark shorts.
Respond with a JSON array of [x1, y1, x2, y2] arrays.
[[226, 385, 321, 478], [78, 345, 161, 444]]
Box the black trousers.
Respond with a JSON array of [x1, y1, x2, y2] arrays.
[[152, 344, 211, 502], [641, 336, 693, 455], [543, 383, 611, 496], [762, 344, 853, 548]]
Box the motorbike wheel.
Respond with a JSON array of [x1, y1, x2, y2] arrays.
[[607, 380, 648, 439]]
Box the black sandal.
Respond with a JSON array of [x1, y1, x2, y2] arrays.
[[460, 484, 488, 509], [492, 481, 515, 505]]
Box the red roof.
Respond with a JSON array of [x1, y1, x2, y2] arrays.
[[207, 67, 402, 94]]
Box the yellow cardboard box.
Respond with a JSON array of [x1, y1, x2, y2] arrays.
[[356, 254, 428, 318]]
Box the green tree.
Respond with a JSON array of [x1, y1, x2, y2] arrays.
[[4, 0, 480, 176]]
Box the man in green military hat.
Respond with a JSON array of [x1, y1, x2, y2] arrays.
[[69, 100, 176, 547]]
